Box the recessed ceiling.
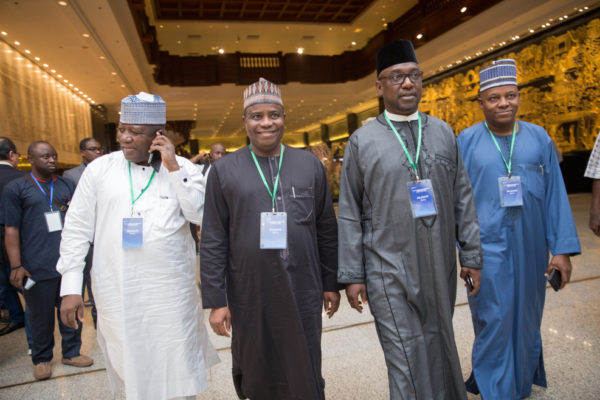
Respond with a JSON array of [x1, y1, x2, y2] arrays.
[[147, 0, 414, 56], [152, 0, 376, 23]]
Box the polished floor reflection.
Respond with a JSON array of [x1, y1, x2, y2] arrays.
[[1, 193, 599, 399]]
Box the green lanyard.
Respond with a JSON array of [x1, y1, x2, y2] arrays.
[[128, 161, 156, 214], [485, 121, 517, 178], [384, 112, 423, 180], [249, 144, 284, 212]]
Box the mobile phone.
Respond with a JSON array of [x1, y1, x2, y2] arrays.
[[465, 275, 474, 291], [24, 277, 36, 290], [547, 269, 562, 291]]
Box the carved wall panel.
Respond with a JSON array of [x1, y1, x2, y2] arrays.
[[421, 18, 600, 152]]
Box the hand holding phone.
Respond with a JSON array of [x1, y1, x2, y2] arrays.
[[24, 277, 36, 290], [547, 269, 562, 291], [465, 275, 474, 292]]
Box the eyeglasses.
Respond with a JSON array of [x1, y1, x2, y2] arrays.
[[84, 146, 103, 152], [379, 70, 423, 85]]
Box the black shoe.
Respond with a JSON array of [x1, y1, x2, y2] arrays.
[[0, 321, 25, 336]]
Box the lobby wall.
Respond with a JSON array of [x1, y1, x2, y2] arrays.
[[0, 40, 92, 167]]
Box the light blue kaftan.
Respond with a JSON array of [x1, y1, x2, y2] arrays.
[[457, 121, 580, 400]]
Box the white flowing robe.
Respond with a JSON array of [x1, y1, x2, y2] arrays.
[[57, 151, 219, 400]]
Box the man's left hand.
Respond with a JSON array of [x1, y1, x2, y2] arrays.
[[460, 267, 481, 296], [148, 132, 180, 172], [546, 254, 572, 290], [323, 291, 341, 318]]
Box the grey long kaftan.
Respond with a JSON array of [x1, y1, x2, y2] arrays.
[[201, 145, 338, 400], [338, 113, 482, 400]]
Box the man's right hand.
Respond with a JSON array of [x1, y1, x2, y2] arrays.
[[10, 266, 30, 291], [60, 294, 85, 329], [209, 306, 231, 337], [345, 283, 368, 313]]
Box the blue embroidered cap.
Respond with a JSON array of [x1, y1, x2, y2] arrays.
[[479, 59, 518, 92]]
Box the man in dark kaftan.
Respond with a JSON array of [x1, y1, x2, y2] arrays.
[[201, 78, 340, 400], [337, 40, 483, 400]]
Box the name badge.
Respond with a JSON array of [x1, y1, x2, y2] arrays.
[[44, 211, 62, 232], [123, 218, 143, 248], [408, 179, 437, 218], [498, 176, 523, 207], [260, 212, 287, 249]]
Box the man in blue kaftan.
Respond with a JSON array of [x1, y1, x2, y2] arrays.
[[457, 59, 581, 399]]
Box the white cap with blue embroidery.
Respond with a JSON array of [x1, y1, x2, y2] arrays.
[[120, 92, 166, 125]]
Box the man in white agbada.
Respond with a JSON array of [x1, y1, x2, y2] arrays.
[[57, 92, 219, 400]]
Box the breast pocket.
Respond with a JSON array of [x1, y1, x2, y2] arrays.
[[289, 186, 314, 225], [522, 164, 545, 200], [154, 198, 183, 231]]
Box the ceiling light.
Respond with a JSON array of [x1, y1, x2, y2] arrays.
[[25, 64, 32, 68], [69, 83, 73, 87], [57, 74, 63, 78], [34, 56, 40, 61], [51, 69, 56, 73], [177, 40, 181, 44], [57, 1, 68, 6], [99, 56, 105, 59], [1, 32, 7, 36], [563, 15, 568, 19], [120, 84, 125, 87], [159, 25, 164, 28], [218, 48, 225, 54], [460, 7, 467, 13], [297, 47, 304, 54], [416, 34, 423, 39], [14, 41, 20, 46], [24, 49, 30, 54], [63, 79, 68, 82], [82, 33, 90, 38], [529, 29, 535, 33], [351, 41, 357, 46], [43, 63, 48, 67], [111, 72, 117, 75], [353, 28, 363, 33]]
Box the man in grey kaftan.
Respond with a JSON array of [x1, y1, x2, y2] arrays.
[[337, 40, 483, 400]]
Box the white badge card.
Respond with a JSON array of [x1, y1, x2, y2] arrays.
[[498, 176, 523, 207], [260, 212, 287, 249], [123, 218, 143, 248], [44, 211, 63, 232], [408, 179, 438, 218]]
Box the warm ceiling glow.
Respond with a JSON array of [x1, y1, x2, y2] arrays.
[[57, 1, 68, 6], [14, 41, 20, 45], [82, 33, 90, 38], [297, 47, 304, 54], [34, 56, 40, 61], [460, 7, 467, 13], [416, 33, 423, 39], [351, 41, 357, 46], [218, 48, 225, 54], [1, 32, 7, 36], [24, 50, 30, 54]]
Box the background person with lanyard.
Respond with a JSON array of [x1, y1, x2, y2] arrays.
[[201, 77, 339, 400], [2, 141, 92, 380], [57, 92, 219, 400], [457, 59, 581, 399], [63, 137, 104, 329], [337, 40, 483, 399]]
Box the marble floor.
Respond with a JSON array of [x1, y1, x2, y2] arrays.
[[0, 193, 599, 400]]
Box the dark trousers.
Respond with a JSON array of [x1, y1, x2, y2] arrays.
[[23, 277, 82, 365], [82, 246, 96, 325]]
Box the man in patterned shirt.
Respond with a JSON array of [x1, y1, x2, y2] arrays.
[[584, 133, 600, 236]]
